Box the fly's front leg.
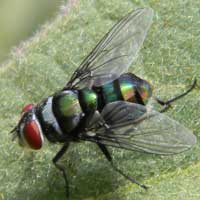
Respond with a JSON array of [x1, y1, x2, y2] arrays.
[[154, 79, 197, 113], [52, 142, 70, 198]]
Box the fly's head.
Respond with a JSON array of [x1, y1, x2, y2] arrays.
[[11, 104, 44, 150]]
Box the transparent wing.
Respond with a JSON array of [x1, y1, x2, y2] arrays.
[[66, 8, 154, 89], [81, 102, 197, 155]]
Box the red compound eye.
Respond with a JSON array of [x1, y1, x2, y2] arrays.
[[23, 120, 43, 150], [21, 104, 34, 114]]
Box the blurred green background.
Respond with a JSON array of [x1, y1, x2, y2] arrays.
[[0, 0, 200, 200], [0, 0, 61, 63]]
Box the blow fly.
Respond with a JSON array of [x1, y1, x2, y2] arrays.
[[11, 8, 197, 197]]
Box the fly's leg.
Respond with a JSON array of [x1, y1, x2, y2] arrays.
[[154, 79, 197, 113], [97, 143, 148, 190], [52, 142, 70, 198], [83, 111, 148, 189]]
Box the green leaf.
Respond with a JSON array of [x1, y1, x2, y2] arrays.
[[0, 0, 200, 200]]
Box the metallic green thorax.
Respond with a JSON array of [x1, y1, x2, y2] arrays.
[[59, 92, 81, 117], [52, 90, 83, 133]]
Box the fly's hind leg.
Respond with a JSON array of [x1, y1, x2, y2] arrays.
[[84, 111, 148, 189], [97, 143, 148, 190], [52, 142, 70, 198], [154, 79, 197, 113]]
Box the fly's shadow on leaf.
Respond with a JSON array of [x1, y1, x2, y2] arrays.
[[11, 139, 194, 200]]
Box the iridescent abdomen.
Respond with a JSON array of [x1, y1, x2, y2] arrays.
[[119, 73, 152, 105], [94, 73, 152, 111]]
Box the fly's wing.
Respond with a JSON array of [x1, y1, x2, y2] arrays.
[[66, 8, 153, 89], [80, 102, 197, 155]]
